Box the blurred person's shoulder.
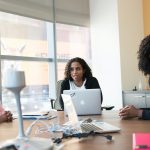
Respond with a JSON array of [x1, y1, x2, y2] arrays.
[[0, 105, 5, 114]]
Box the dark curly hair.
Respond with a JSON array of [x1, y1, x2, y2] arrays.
[[64, 57, 92, 81], [138, 35, 150, 85]]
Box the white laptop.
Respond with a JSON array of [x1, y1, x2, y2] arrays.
[[61, 94, 120, 133], [63, 89, 101, 115], [80, 119, 120, 133]]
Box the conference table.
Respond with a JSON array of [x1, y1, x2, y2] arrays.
[[0, 111, 150, 150]]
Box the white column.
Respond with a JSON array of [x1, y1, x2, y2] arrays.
[[90, 0, 122, 109], [90, 0, 144, 109]]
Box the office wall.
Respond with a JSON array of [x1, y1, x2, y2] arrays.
[[90, 0, 144, 109], [118, 0, 144, 90], [143, 0, 150, 36]]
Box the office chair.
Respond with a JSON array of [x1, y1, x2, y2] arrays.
[[101, 106, 114, 110], [50, 80, 63, 110]]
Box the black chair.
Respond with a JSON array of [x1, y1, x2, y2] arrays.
[[101, 106, 115, 110]]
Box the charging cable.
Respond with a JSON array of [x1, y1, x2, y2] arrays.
[[25, 115, 49, 137], [63, 131, 113, 141], [53, 131, 113, 144]]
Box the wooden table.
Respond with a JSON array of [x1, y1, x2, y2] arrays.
[[0, 111, 150, 150]]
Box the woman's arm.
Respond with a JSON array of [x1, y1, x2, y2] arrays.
[[85, 77, 103, 104]]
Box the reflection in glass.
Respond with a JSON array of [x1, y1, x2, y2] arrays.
[[2, 61, 50, 113], [0, 11, 49, 58]]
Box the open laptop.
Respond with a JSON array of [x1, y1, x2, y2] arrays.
[[61, 94, 120, 133], [63, 89, 101, 115]]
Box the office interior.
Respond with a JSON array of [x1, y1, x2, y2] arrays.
[[0, 0, 150, 112]]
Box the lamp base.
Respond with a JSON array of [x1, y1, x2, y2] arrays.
[[0, 137, 54, 150]]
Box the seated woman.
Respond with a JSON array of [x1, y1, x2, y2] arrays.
[[0, 105, 13, 123], [59, 57, 103, 110], [119, 35, 150, 120]]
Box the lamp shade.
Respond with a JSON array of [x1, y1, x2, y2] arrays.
[[3, 70, 25, 89]]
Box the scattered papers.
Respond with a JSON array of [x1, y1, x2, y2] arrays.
[[13, 111, 57, 120]]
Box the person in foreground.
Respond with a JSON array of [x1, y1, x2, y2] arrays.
[[119, 35, 150, 120], [59, 57, 103, 110], [0, 105, 13, 123]]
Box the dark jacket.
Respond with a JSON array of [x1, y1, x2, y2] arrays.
[[141, 108, 150, 120], [59, 77, 103, 110]]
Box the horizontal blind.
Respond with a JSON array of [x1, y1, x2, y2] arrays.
[[0, 0, 54, 22], [0, 0, 90, 26], [55, 0, 90, 26]]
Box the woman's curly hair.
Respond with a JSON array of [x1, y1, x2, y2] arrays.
[[64, 57, 92, 81], [138, 35, 150, 84]]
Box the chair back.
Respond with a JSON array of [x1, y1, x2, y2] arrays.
[[53, 80, 63, 110]]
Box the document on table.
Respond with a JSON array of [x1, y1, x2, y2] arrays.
[[14, 111, 57, 120]]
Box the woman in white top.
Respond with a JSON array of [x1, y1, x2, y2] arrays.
[[58, 57, 103, 110]]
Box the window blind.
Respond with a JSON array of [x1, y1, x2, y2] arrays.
[[0, 0, 90, 26]]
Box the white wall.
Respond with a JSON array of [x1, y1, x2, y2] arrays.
[[90, 0, 144, 109], [90, 0, 122, 109]]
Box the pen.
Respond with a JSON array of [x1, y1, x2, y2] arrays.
[[47, 116, 57, 120], [135, 145, 150, 149], [23, 115, 41, 116]]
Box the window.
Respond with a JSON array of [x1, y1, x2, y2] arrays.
[[0, 12, 55, 113], [56, 23, 91, 80], [0, 12, 91, 113]]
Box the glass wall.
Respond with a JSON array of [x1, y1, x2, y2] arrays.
[[0, 11, 54, 113], [0, 5, 91, 113], [56, 23, 91, 80]]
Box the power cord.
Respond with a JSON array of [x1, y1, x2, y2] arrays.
[[63, 131, 113, 140], [53, 131, 113, 144], [25, 115, 49, 137]]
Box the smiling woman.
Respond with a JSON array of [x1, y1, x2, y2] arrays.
[[57, 57, 103, 110]]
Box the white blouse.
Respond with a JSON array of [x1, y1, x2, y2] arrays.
[[69, 79, 86, 90]]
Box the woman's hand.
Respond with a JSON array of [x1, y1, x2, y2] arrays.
[[119, 105, 142, 119], [0, 111, 13, 123]]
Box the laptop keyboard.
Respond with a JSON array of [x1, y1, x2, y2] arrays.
[[80, 122, 103, 132], [80, 119, 120, 133]]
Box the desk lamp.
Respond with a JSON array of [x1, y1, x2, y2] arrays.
[[1, 69, 53, 150]]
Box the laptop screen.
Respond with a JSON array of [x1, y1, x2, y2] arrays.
[[63, 89, 101, 115]]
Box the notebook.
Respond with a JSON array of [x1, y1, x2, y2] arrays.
[[133, 133, 150, 150], [61, 94, 120, 133], [63, 89, 101, 115]]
